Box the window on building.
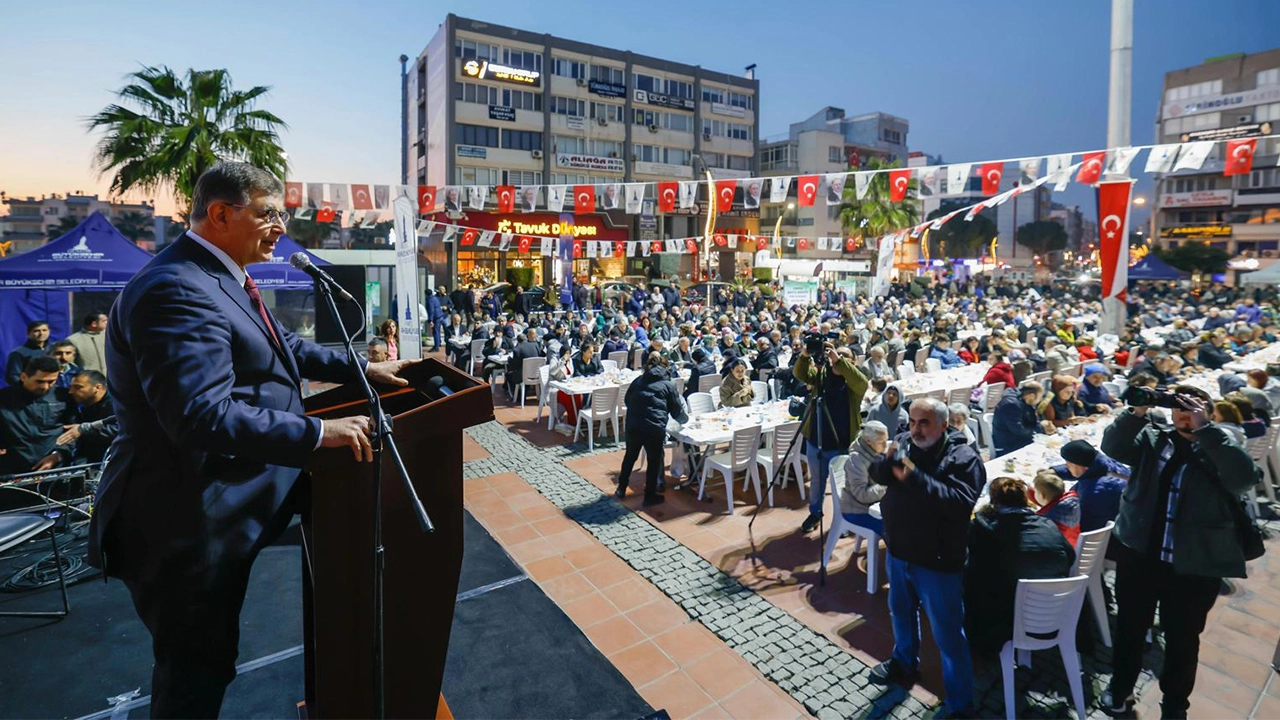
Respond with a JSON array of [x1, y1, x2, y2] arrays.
[[727, 91, 752, 110], [1165, 79, 1223, 102], [501, 129, 543, 151], [592, 139, 622, 158], [634, 108, 659, 127], [760, 144, 795, 171], [455, 39, 500, 61], [829, 146, 843, 163], [504, 88, 541, 111], [548, 96, 585, 116], [551, 57, 585, 79], [1247, 167, 1279, 189], [634, 144, 662, 163], [726, 155, 750, 171], [665, 79, 693, 99], [456, 82, 500, 105], [882, 128, 902, 144], [664, 112, 693, 133], [506, 171, 543, 186], [702, 152, 725, 168], [501, 49, 542, 73], [455, 123, 500, 148], [665, 148, 692, 166], [1256, 102, 1280, 123], [590, 64, 625, 85], [552, 173, 587, 185], [727, 123, 751, 141], [634, 73, 660, 92], [455, 166, 502, 186], [553, 135, 586, 154], [589, 102, 625, 123], [701, 119, 724, 137], [1259, 68, 1280, 87], [702, 87, 724, 104]]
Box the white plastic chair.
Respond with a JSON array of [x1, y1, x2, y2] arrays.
[[687, 392, 715, 417], [574, 385, 620, 450], [631, 347, 644, 370], [1072, 521, 1114, 648], [699, 425, 763, 514], [980, 412, 996, 459], [469, 338, 486, 376], [750, 381, 769, 405], [914, 346, 931, 373], [1000, 576, 1090, 720], [925, 357, 942, 374], [820, 454, 881, 594], [1245, 429, 1278, 505], [607, 350, 629, 368], [536, 364, 554, 428], [518, 357, 546, 406], [757, 421, 805, 505], [615, 381, 632, 425], [896, 364, 915, 379], [601, 359, 619, 371], [947, 386, 971, 407], [697, 373, 723, 395], [983, 382, 1007, 412]]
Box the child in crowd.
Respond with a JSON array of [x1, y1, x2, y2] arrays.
[[1030, 471, 1081, 546]]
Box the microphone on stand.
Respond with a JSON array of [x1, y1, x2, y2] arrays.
[[426, 376, 454, 399], [290, 252, 357, 304]]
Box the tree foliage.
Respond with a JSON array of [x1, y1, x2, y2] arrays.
[[836, 157, 919, 240], [47, 215, 81, 242], [1154, 241, 1230, 274], [1014, 220, 1068, 256], [925, 206, 997, 258], [114, 211, 153, 243], [87, 66, 288, 220]]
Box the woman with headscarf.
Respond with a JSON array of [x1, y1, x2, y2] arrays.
[[865, 382, 908, 435], [1038, 375, 1086, 427], [719, 358, 754, 408]]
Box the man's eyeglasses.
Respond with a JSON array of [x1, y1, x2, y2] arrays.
[[228, 204, 290, 226]]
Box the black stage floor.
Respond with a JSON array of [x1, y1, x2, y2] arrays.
[[0, 512, 655, 720]]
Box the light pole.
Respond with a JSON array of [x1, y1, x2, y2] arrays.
[[691, 154, 716, 281], [773, 202, 795, 247]]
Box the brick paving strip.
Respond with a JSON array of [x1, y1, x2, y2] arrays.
[[464, 421, 1171, 719]]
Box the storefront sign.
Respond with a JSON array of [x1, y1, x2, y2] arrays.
[[457, 145, 488, 159], [1180, 122, 1272, 143], [588, 80, 626, 98], [462, 59, 541, 87], [1159, 189, 1234, 208], [782, 281, 818, 306], [565, 115, 585, 130], [668, 203, 759, 219], [710, 102, 747, 118], [1163, 86, 1280, 118], [632, 160, 693, 178], [633, 88, 695, 111], [555, 153, 625, 173], [1159, 224, 1232, 239], [433, 212, 629, 243], [488, 105, 516, 122]]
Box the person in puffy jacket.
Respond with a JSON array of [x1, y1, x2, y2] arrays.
[[1051, 440, 1128, 534], [981, 351, 1016, 390], [964, 476, 1075, 653], [992, 380, 1053, 456], [929, 335, 965, 369], [615, 353, 687, 506], [1031, 471, 1081, 546], [841, 421, 889, 534], [684, 347, 716, 399]]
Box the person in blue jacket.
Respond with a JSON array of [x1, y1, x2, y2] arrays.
[[1051, 439, 1129, 534], [929, 335, 965, 369]]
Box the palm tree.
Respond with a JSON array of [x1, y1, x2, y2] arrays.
[[87, 66, 288, 220], [47, 215, 82, 241], [836, 157, 919, 252]]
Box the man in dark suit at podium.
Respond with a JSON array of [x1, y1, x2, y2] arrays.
[[88, 162, 416, 718]]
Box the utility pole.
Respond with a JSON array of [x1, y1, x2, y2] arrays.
[[399, 54, 409, 185], [1100, 0, 1133, 338]]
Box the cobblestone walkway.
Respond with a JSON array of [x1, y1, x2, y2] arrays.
[[464, 421, 1164, 718]]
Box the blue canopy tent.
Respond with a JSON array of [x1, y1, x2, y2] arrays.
[[1127, 254, 1188, 281], [247, 234, 329, 288], [0, 211, 154, 365]]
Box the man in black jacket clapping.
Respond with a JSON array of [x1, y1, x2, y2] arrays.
[[615, 353, 687, 506]]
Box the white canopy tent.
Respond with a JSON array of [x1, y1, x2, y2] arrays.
[[1239, 261, 1280, 285]]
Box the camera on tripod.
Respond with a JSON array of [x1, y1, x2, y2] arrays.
[[804, 331, 839, 365]]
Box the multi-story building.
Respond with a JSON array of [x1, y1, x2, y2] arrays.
[[757, 107, 909, 256], [1152, 47, 1280, 277], [406, 14, 759, 286], [0, 193, 156, 255]]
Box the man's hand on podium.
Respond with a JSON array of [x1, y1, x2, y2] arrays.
[[367, 359, 422, 387], [321, 415, 374, 462]]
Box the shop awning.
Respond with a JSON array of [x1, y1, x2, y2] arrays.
[[754, 255, 823, 277]]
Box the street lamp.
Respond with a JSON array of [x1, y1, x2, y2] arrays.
[[1132, 195, 1147, 206], [773, 202, 795, 243]]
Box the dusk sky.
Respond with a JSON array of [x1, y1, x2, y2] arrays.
[[2, 0, 1277, 220]]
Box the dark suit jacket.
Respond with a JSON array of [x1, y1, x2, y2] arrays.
[[89, 235, 358, 583]]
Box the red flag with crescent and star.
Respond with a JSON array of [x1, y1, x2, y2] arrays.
[[1076, 152, 1105, 185], [685, 238, 698, 254], [657, 182, 678, 213], [652, 241, 663, 253], [573, 239, 583, 258], [573, 185, 595, 214], [496, 186, 516, 213], [757, 237, 769, 251], [797, 237, 811, 251], [845, 237, 858, 252], [797, 175, 819, 207], [889, 170, 911, 203], [614, 241, 626, 258], [418, 185, 436, 214], [315, 205, 336, 223], [979, 162, 1003, 196], [715, 180, 737, 212], [713, 233, 727, 247], [517, 236, 532, 253], [461, 229, 478, 246], [1096, 180, 1134, 301], [284, 182, 303, 208], [1224, 139, 1257, 176], [351, 185, 373, 211]]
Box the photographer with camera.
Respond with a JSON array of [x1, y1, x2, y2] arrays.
[[1099, 385, 1257, 719], [793, 334, 869, 534]]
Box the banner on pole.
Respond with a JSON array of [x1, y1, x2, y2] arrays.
[[392, 196, 422, 360]]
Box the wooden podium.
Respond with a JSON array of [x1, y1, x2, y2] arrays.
[[300, 358, 492, 718]]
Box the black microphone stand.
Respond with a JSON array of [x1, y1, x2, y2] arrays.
[[316, 280, 433, 720]]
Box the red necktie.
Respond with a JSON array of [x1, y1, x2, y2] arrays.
[[244, 276, 282, 349]]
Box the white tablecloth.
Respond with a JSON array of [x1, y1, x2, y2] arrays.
[[671, 400, 795, 447], [549, 369, 642, 396], [894, 364, 991, 398]]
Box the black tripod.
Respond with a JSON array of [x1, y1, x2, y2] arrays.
[[316, 280, 433, 719]]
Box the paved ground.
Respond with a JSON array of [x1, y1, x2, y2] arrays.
[[460, 376, 1280, 719]]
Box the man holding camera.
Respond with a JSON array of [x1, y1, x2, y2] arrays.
[[868, 397, 985, 717], [794, 336, 868, 533], [1099, 385, 1256, 719]]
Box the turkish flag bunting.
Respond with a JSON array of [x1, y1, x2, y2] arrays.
[[652, 241, 663, 253], [757, 237, 769, 251], [798, 237, 811, 251], [657, 182, 678, 213], [614, 241, 625, 257], [1076, 152, 1105, 185], [797, 175, 819, 207], [573, 185, 595, 214], [284, 182, 303, 208], [685, 239, 698, 254], [573, 240, 583, 258], [518, 236, 532, 253], [496, 186, 516, 213], [315, 205, 336, 223], [1224, 139, 1257, 176], [715, 180, 737, 212], [1096, 180, 1133, 300], [461, 229, 478, 246], [845, 237, 858, 252], [351, 184, 373, 210], [979, 162, 1003, 195], [889, 170, 911, 203], [713, 233, 727, 247], [418, 186, 436, 214]]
